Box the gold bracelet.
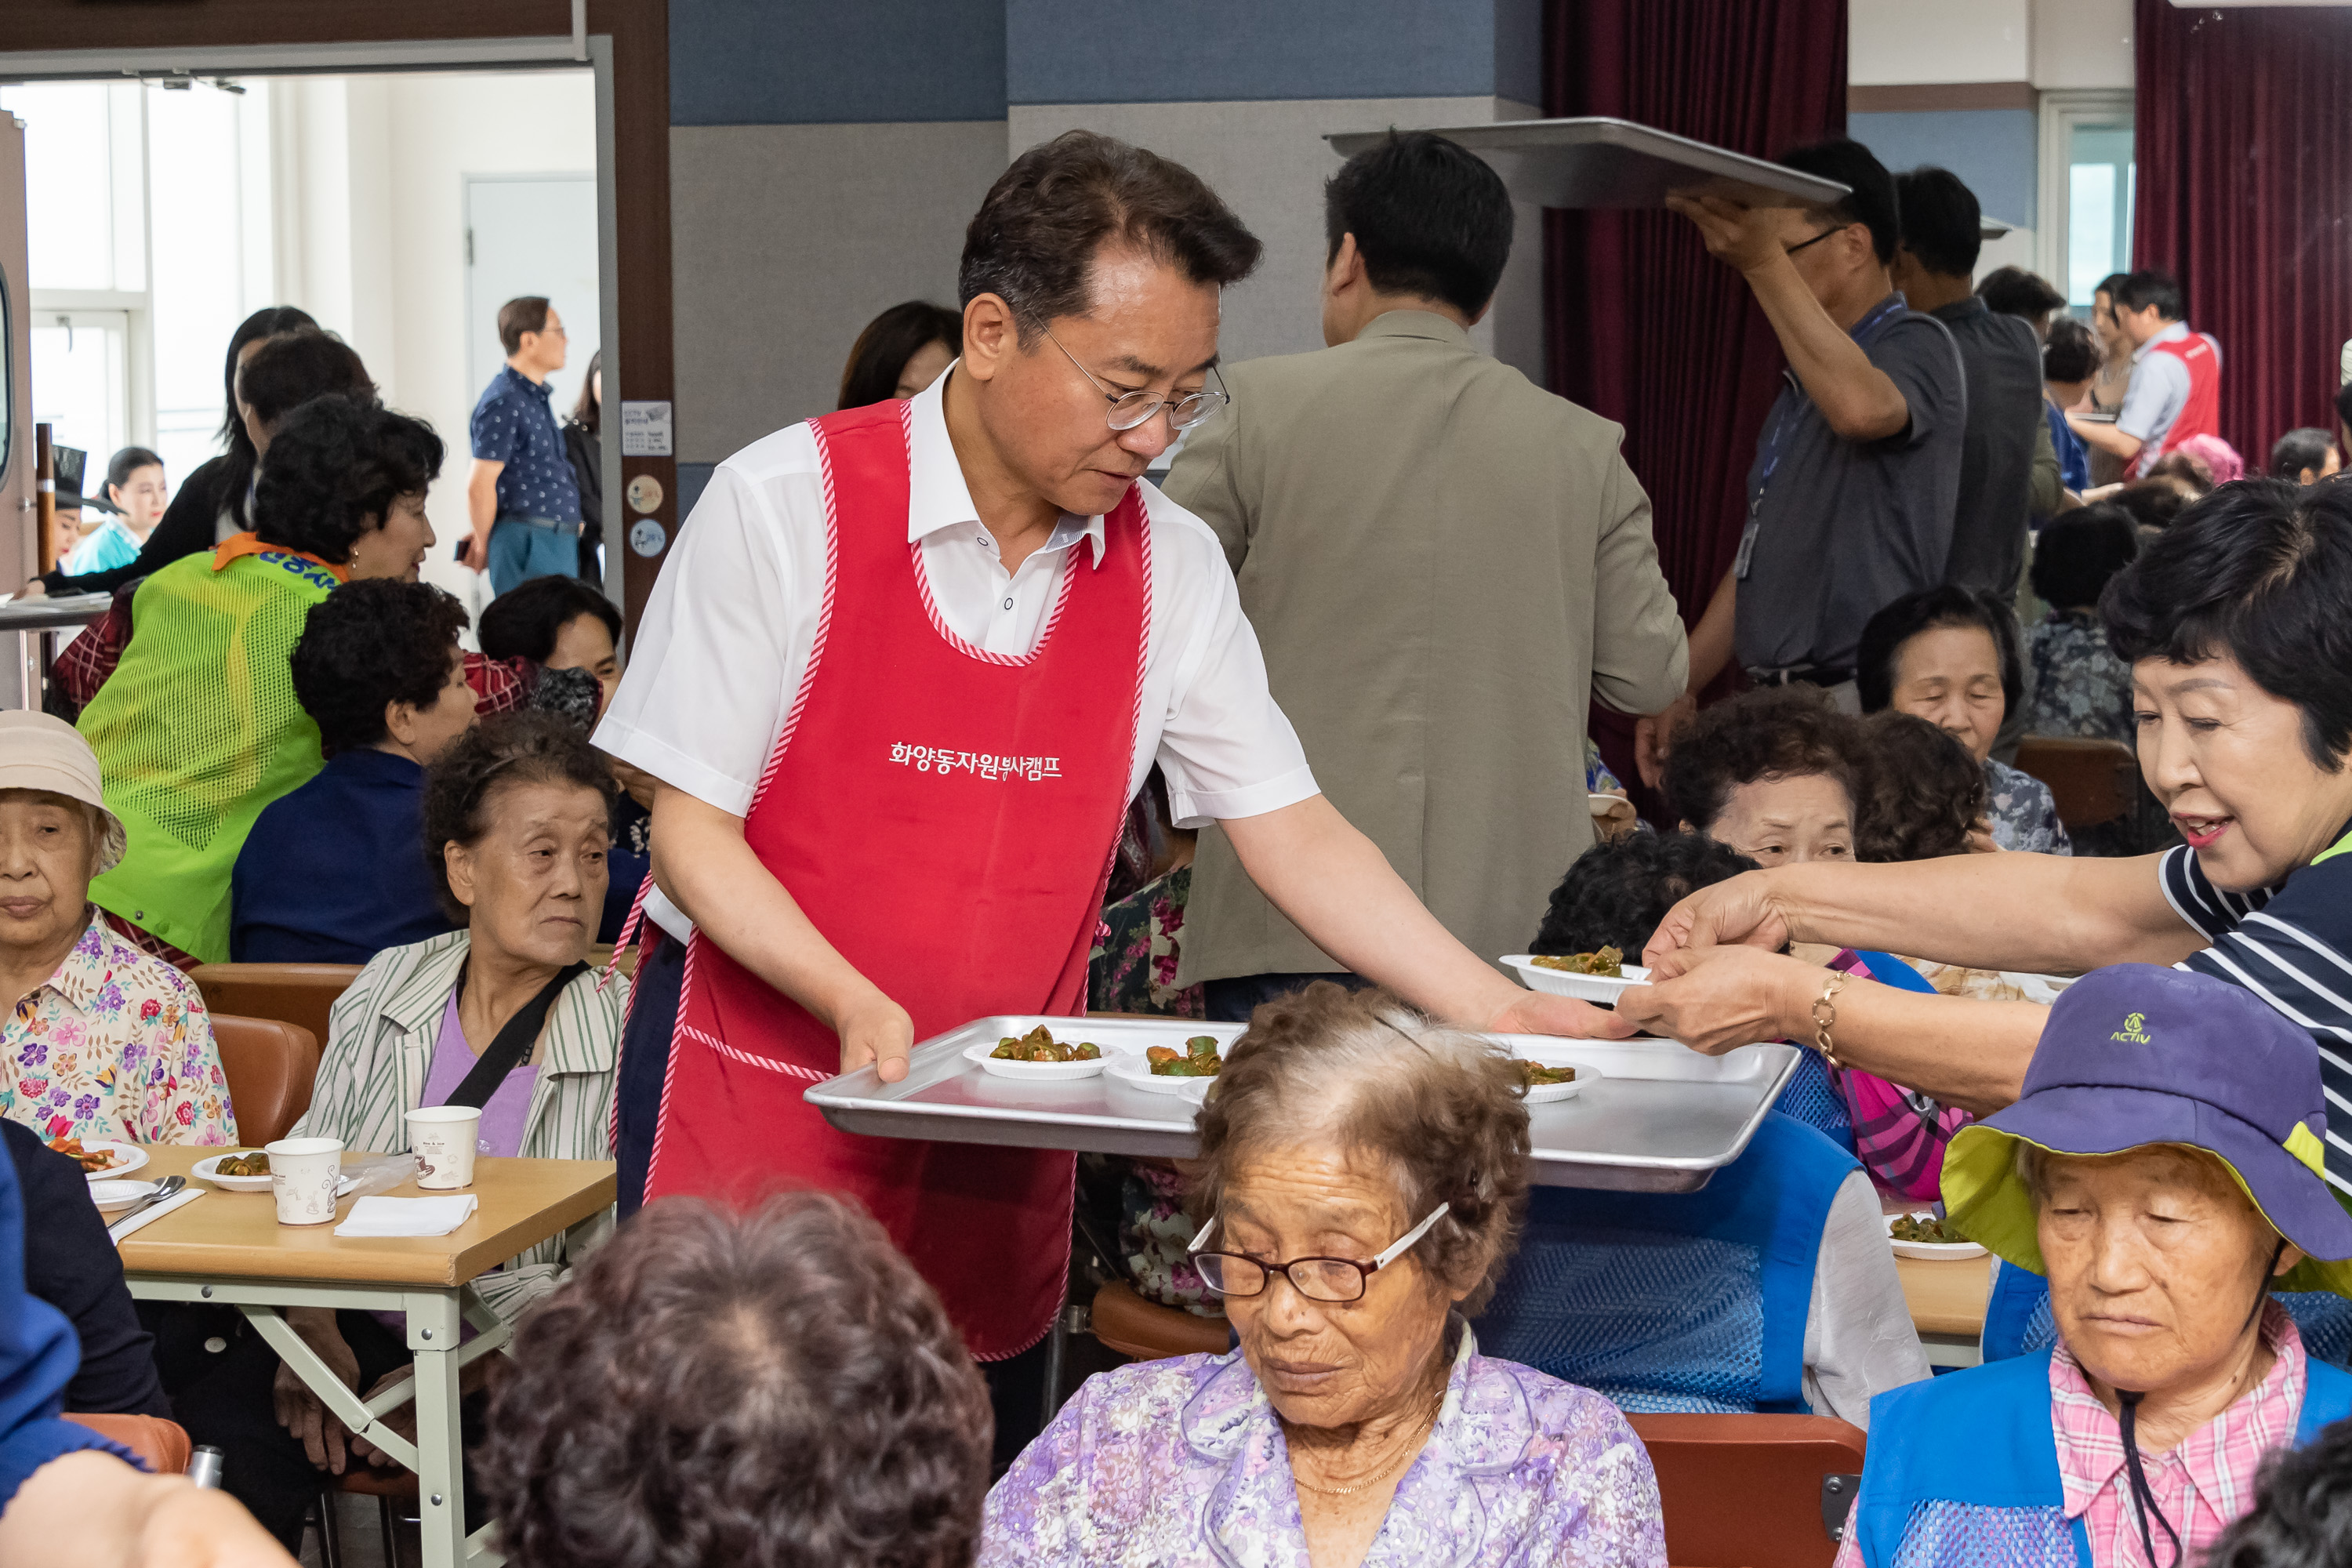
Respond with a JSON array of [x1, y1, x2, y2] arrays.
[[1811, 973, 1848, 1067]]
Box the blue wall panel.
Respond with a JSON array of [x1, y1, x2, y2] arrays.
[[1849, 108, 2038, 230], [670, 0, 1009, 126], [1004, 0, 1532, 106]]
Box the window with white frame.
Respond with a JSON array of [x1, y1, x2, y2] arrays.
[[0, 78, 271, 510], [2037, 90, 2137, 321]]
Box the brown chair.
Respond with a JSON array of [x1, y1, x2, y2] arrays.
[[1089, 1281, 1231, 1360], [2014, 736, 2139, 831], [209, 1014, 322, 1148], [190, 963, 363, 1052], [1628, 1412, 1869, 1568], [62, 1412, 191, 1475]]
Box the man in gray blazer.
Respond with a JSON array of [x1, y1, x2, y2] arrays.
[[1164, 130, 1688, 1020]]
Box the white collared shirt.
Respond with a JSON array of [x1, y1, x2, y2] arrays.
[[597, 369, 1316, 941]]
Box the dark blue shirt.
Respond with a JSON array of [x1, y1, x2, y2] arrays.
[[470, 364, 581, 523], [230, 749, 458, 964], [2045, 397, 2092, 493]]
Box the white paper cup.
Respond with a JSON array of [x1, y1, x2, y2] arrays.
[[264, 1137, 344, 1226], [405, 1107, 484, 1190]]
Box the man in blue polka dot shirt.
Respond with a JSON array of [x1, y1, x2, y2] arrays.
[[465, 296, 584, 594]]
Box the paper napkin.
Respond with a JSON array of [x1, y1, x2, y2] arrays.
[[333, 1195, 478, 1238], [107, 1186, 203, 1246]]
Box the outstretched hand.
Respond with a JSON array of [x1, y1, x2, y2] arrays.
[[1640, 867, 1794, 971], [1480, 990, 1638, 1041], [1616, 942, 1812, 1056]]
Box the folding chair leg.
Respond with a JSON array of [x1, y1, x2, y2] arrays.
[[378, 1494, 397, 1568], [312, 1486, 343, 1568]]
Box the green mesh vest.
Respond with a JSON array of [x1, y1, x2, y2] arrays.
[[81, 548, 338, 962]]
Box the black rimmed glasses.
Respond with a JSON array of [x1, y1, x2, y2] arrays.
[[1044, 327, 1230, 432], [1185, 1202, 1451, 1304], [1784, 225, 1844, 257]]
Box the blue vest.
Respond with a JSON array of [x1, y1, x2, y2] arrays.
[[1475, 1111, 1854, 1413], [1853, 1348, 2352, 1566], [1984, 1262, 2352, 1370]]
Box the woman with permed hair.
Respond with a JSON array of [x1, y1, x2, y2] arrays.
[[183, 713, 627, 1549], [985, 981, 1667, 1564], [75, 392, 444, 967]]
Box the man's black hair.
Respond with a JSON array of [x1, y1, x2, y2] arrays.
[[2274, 427, 2339, 482], [1323, 130, 1513, 318], [476, 573, 622, 665], [1855, 584, 2024, 720], [1977, 266, 2066, 321], [1777, 138, 1900, 265], [2206, 1416, 2352, 1568], [1532, 833, 1758, 957], [2104, 477, 2352, 768], [252, 397, 444, 563], [2030, 503, 2140, 611], [1893, 166, 1983, 278], [2093, 271, 2132, 303], [2114, 269, 2186, 322], [2043, 317, 2100, 384], [290, 580, 470, 756]]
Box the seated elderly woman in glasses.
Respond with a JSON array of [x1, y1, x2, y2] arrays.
[[982, 982, 1665, 1568], [1838, 966, 2352, 1567]]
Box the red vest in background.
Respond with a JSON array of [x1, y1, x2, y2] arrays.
[[2143, 329, 2222, 470], [644, 398, 1149, 1359]]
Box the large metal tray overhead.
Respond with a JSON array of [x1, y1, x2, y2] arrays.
[[1323, 117, 1849, 211], [804, 1016, 1800, 1194]]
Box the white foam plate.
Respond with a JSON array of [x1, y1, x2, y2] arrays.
[[962, 1039, 1111, 1080], [194, 1153, 358, 1196], [1501, 954, 1651, 1004], [73, 1141, 146, 1181], [88, 1179, 158, 1214], [1104, 1051, 1217, 1098], [1886, 1211, 1987, 1260], [1508, 1055, 1604, 1104]]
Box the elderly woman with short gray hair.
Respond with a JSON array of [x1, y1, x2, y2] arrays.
[[981, 982, 1666, 1568]]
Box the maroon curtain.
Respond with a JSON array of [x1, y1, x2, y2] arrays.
[[2135, 0, 2352, 469], [1543, 0, 1847, 813]]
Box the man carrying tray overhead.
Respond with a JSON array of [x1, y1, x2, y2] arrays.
[[593, 130, 1628, 1457]]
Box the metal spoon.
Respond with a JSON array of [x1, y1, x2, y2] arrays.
[[107, 1174, 187, 1232]]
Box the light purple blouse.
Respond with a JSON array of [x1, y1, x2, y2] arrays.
[[980, 1330, 1667, 1567], [420, 993, 536, 1156]]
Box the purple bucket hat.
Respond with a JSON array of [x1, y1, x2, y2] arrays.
[[1941, 964, 2352, 1296]]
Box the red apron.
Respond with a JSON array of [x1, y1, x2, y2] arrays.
[[2143, 330, 2221, 470], [644, 399, 1149, 1359]]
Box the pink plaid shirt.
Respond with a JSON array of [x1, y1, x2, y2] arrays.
[[1833, 1303, 2305, 1568]]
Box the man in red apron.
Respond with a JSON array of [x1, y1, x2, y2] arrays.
[[2065, 267, 2222, 478], [596, 131, 1635, 1456]]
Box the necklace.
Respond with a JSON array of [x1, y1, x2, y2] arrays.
[[1289, 1386, 1446, 1499]]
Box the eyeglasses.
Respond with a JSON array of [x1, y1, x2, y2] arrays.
[[1044, 327, 1230, 433], [1784, 226, 1843, 258], [1185, 1201, 1451, 1303]]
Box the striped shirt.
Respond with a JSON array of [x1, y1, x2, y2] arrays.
[[2161, 834, 2352, 1196], [290, 928, 624, 1323]]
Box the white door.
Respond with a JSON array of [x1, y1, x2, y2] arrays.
[[30, 308, 128, 472], [463, 173, 598, 422]]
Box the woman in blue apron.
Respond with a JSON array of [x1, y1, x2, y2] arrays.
[[1839, 965, 2352, 1567]]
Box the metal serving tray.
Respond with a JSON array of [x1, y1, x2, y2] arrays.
[[1323, 117, 1850, 211], [804, 1017, 1800, 1194]]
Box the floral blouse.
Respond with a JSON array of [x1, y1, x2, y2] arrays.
[[2025, 610, 2134, 746], [1089, 868, 1203, 1019], [1985, 758, 2072, 856], [0, 909, 235, 1146], [981, 1329, 1667, 1566]]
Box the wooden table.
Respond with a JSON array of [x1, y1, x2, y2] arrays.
[[1895, 1252, 1992, 1369], [118, 1146, 615, 1568]]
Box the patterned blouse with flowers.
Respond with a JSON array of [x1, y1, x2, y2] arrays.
[[0, 909, 235, 1146]]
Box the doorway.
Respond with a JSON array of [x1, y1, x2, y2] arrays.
[[464, 172, 600, 420]]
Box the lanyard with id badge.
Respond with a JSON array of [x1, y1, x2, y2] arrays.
[[1732, 296, 1911, 582]]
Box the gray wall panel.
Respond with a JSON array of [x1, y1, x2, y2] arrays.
[[1004, 1, 1530, 106], [670, 120, 1008, 462], [1007, 98, 1546, 379], [670, 0, 1008, 127]]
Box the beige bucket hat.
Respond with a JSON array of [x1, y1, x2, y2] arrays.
[[0, 710, 126, 872]]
